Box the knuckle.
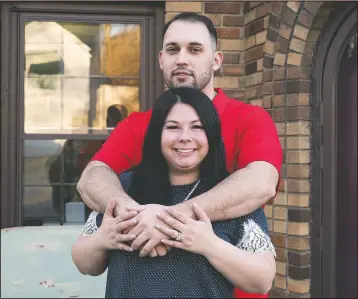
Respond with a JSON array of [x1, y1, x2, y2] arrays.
[[141, 248, 149, 255], [131, 241, 138, 248]]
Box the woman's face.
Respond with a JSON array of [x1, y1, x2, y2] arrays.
[[161, 103, 209, 175]]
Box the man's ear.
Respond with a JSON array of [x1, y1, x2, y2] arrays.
[[213, 51, 223, 72], [158, 50, 164, 70]]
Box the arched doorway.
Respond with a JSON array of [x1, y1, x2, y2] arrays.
[[311, 3, 357, 297]]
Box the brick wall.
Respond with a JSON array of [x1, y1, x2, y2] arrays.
[[242, 2, 336, 297], [164, 1, 338, 298]]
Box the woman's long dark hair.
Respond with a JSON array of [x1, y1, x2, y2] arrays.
[[127, 87, 229, 205]]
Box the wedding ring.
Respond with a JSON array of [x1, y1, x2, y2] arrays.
[[175, 232, 182, 242]]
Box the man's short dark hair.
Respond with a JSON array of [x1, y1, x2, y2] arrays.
[[163, 12, 217, 50]]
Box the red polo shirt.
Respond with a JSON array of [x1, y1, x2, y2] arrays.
[[93, 88, 281, 174], [92, 88, 282, 297]]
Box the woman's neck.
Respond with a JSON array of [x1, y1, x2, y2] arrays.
[[169, 171, 199, 185]]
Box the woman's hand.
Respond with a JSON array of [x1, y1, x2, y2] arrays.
[[96, 199, 138, 252], [156, 203, 218, 255]]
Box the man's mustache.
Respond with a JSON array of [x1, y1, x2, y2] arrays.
[[172, 68, 194, 76]]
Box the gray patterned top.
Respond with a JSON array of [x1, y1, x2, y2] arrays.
[[81, 171, 276, 298]]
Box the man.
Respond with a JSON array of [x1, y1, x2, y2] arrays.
[[77, 12, 281, 297]]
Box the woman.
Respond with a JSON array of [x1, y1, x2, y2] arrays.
[[72, 87, 276, 298]]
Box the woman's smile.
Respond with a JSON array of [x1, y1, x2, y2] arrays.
[[174, 148, 197, 155]]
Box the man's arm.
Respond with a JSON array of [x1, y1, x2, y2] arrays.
[[177, 161, 278, 221], [77, 161, 139, 214], [77, 113, 146, 214]]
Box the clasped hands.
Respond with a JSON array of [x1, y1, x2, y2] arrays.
[[97, 198, 215, 258]]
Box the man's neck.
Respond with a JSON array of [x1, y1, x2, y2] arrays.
[[201, 81, 217, 100], [202, 88, 217, 100]]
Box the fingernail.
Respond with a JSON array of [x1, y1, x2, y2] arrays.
[[155, 224, 160, 229], [132, 219, 137, 223], [127, 247, 133, 252], [131, 234, 136, 239], [156, 213, 161, 217]]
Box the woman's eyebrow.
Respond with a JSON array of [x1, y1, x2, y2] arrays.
[[164, 119, 201, 124]]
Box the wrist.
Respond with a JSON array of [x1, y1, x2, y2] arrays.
[[202, 234, 222, 259], [175, 201, 195, 219], [92, 228, 107, 251]]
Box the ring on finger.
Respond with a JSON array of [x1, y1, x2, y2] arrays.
[[175, 231, 182, 242]]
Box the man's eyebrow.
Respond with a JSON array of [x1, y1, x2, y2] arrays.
[[188, 42, 204, 47], [164, 42, 204, 47], [164, 42, 178, 47]]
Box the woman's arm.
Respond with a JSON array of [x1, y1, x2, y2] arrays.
[[71, 232, 109, 276], [203, 236, 275, 294], [71, 201, 138, 276], [157, 204, 276, 294]]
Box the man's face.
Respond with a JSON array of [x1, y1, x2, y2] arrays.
[[159, 20, 222, 91]]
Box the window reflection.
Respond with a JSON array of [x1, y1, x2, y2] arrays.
[[24, 137, 130, 225], [24, 21, 140, 134], [24, 139, 64, 185], [23, 186, 59, 221]]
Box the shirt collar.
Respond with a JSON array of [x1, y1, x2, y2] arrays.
[[212, 88, 228, 117]]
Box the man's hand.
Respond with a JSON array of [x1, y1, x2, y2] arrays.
[[113, 198, 144, 218], [126, 204, 175, 257], [96, 199, 138, 251]]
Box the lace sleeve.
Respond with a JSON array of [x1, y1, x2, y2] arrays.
[[236, 219, 276, 257], [81, 211, 99, 236]]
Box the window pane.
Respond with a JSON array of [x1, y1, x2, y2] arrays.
[[94, 79, 139, 131], [23, 185, 89, 224], [25, 21, 62, 43], [24, 21, 141, 134], [23, 186, 60, 219], [62, 140, 104, 184], [25, 77, 62, 134], [24, 139, 65, 185], [63, 185, 89, 223], [62, 77, 103, 134], [24, 139, 106, 185], [104, 24, 141, 77]]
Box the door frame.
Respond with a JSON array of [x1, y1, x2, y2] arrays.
[[311, 2, 357, 297], [0, 2, 164, 228]]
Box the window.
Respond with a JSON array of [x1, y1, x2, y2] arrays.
[[0, 2, 164, 228]]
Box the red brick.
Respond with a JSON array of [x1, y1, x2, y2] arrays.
[[244, 45, 264, 63], [223, 15, 244, 27], [222, 65, 244, 76], [217, 28, 241, 39], [272, 1, 284, 15], [205, 2, 241, 14], [256, 2, 272, 19], [223, 53, 240, 64]]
